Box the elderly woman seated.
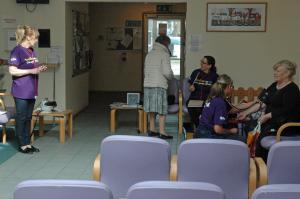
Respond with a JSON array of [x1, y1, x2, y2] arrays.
[[238, 60, 300, 161]]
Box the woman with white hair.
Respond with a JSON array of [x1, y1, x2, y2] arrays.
[[143, 35, 174, 139], [238, 59, 300, 160]]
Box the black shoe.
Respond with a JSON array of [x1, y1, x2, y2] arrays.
[[148, 131, 160, 137], [28, 145, 40, 152], [159, 134, 173, 139], [19, 147, 33, 154]]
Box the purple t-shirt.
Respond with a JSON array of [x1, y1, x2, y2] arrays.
[[199, 97, 228, 131], [9, 45, 39, 99]]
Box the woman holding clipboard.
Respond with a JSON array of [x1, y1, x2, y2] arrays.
[[187, 55, 218, 128]]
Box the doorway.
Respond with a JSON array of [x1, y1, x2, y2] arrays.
[[143, 13, 186, 81]]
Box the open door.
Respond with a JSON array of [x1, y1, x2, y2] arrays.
[[143, 13, 186, 81]]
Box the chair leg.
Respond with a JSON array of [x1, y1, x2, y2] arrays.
[[2, 126, 7, 144], [178, 113, 183, 135]]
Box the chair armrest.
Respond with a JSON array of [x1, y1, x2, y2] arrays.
[[178, 90, 183, 108], [254, 157, 267, 187], [249, 158, 257, 199], [170, 155, 177, 181], [178, 90, 183, 135], [276, 122, 300, 142], [0, 98, 5, 110], [0, 93, 12, 97], [92, 154, 101, 181]]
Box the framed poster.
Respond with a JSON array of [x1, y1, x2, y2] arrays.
[[72, 10, 92, 76], [207, 3, 267, 32]]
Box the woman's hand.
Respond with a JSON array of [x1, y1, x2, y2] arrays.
[[214, 125, 238, 134], [39, 65, 47, 72], [31, 65, 47, 74], [229, 128, 238, 134], [237, 111, 248, 121], [189, 85, 195, 92], [258, 113, 271, 124]]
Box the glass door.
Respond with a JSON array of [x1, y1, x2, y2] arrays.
[[143, 13, 186, 80]]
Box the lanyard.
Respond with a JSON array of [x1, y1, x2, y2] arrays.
[[26, 48, 38, 98]]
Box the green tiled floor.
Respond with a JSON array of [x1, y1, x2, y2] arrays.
[[0, 92, 182, 199], [0, 139, 18, 165]]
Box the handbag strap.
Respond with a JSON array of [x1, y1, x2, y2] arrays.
[[254, 122, 261, 134]]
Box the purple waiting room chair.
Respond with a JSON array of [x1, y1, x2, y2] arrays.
[[256, 141, 300, 186], [92, 135, 171, 199], [176, 139, 257, 199], [127, 181, 225, 199], [252, 184, 300, 199], [14, 180, 113, 199], [260, 123, 300, 150]]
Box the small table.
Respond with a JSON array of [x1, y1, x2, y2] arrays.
[[31, 109, 73, 144], [110, 103, 146, 134]]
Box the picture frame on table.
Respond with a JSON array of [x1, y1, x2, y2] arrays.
[[127, 92, 140, 105]]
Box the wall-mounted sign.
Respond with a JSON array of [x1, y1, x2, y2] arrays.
[[125, 20, 142, 27]]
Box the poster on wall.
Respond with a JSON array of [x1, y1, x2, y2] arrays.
[[72, 10, 92, 77], [4, 29, 16, 51], [106, 27, 142, 50], [206, 3, 267, 32]]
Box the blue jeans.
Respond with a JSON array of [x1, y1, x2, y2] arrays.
[[14, 98, 35, 147], [195, 125, 244, 141]]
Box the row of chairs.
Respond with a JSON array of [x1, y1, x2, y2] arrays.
[[14, 179, 300, 199], [91, 135, 300, 199], [13, 137, 300, 199]]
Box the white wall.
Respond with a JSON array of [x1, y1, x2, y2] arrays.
[[186, 0, 300, 88], [65, 2, 90, 114], [1, 0, 300, 113], [0, 0, 89, 114], [0, 0, 67, 110]]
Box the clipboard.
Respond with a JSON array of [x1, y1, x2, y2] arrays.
[[188, 100, 204, 108]]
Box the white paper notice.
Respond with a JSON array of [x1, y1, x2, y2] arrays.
[[49, 46, 63, 64], [6, 29, 16, 51], [189, 34, 203, 52]]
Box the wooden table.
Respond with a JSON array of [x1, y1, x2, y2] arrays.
[[110, 104, 147, 134], [31, 109, 73, 144]]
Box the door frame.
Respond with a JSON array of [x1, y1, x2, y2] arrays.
[[142, 12, 186, 83]]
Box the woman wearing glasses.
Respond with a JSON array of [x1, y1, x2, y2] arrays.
[[187, 55, 218, 128]]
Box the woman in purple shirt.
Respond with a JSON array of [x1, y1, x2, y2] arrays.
[[8, 25, 47, 154], [195, 74, 242, 141]]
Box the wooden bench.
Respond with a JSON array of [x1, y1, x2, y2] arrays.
[[231, 87, 263, 104]]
